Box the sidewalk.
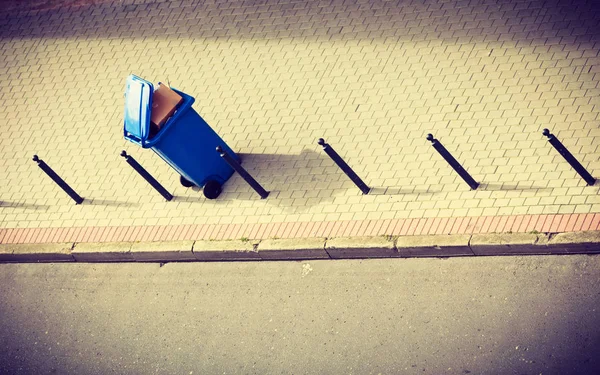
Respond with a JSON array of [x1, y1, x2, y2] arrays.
[[1, 0, 599, 247]]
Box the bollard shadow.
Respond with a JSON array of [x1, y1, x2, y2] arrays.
[[82, 198, 140, 208], [369, 187, 440, 196], [0, 200, 50, 210], [479, 183, 554, 192]]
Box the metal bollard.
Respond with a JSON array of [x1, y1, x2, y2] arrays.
[[543, 129, 596, 186], [121, 151, 173, 201], [427, 134, 479, 190], [318, 138, 370, 195], [216, 146, 269, 199], [32, 155, 84, 204]]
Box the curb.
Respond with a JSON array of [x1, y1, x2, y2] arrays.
[[259, 238, 329, 260], [470, 233, 547, 255], [396, 234, 473, 257], [0, 243, 75, 262], [0, 232, 599, 263], [326, 236, 396, 259]]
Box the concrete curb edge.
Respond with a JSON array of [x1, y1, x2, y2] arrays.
[[0, 231, 599, 263]]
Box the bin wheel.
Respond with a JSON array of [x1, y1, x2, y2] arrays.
[[180, 176, 194, 187], [203, 180, 222, 199]]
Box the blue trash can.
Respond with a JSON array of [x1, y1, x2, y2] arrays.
[[123, 75, 239, 199]]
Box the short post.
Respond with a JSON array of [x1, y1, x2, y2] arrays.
[[318, 138, 370, 195], [32, 155, 84, 204], [120, 151, 173, 201], [216, 146, 269, 199], [427, 134, 479, 190], [543, 129, 596, 186]]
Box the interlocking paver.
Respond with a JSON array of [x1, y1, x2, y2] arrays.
[[1, 0, 599, 244], [592, 213, 600, 231]]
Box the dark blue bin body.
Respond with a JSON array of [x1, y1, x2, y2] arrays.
[[124, 75, 239, 188]]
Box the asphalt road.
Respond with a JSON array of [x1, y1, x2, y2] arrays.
[[1, 256, 599, 374]]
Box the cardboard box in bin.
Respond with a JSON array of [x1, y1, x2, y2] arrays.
[[149, 83, 183, 136]]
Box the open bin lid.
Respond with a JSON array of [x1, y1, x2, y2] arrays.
[[124, 75, 154, 148]]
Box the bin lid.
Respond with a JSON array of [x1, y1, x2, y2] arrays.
[[124, 75, 153, 147]]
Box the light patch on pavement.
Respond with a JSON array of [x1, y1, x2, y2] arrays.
[[301, 263, 313, 277]]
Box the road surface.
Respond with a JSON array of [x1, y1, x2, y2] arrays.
[[1, 256, 599, 374]]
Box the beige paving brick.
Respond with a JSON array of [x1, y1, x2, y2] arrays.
[[0, 0, 599, 232]]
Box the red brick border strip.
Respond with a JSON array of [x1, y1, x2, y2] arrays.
[[1, 213, 599, 245]]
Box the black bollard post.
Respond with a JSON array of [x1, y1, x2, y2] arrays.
[[318, 138, 370, 195], [216, 146, 269, 199], [32, 155, 84, 204], [427, 134, 479, 190], [543, 129, 596, 186], [121, 151, 173, 201]]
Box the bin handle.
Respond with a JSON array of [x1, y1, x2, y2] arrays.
[[124, 130, 148, 148]]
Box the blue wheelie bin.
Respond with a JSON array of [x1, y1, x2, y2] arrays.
[[123, 75, 239, 199]]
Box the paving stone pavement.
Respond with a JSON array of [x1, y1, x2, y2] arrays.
[[0, 0, 599, 243]]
